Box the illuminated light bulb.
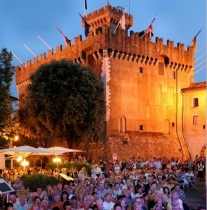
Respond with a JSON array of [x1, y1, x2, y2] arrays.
[[17, 156, 23, 162], [21, 159, 29, 167], [14, 135, 19, 141]]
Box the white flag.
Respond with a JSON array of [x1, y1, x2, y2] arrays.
[[119, 13, 126, 30]]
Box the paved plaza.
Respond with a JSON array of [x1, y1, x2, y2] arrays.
[[185, 180, 206, 209]]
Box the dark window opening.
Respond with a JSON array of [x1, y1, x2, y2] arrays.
[[193, 98, 199, 107], [173, 71, 176, 79], [139, 67, 143, 73], [140, 125, 143, 130]]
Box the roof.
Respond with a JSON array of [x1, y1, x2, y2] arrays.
[[182, 82, 206, 92]]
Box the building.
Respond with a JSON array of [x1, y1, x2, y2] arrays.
[[15, 3, 205, 160], [182, 82, 206, 160]]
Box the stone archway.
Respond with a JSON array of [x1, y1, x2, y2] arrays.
[[200, 144, 207, 157]]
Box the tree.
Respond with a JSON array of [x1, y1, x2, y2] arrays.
[[0, 48, 14, 148], [18, 60, 105, 147]]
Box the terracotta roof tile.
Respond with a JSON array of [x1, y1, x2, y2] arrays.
[[182, 82, 206, 91]]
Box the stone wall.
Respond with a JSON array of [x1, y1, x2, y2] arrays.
[[77, 131, 190, 162]]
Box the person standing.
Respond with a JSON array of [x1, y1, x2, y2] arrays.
[[197, 159, 205, 181]]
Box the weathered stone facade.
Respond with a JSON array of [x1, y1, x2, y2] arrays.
[[16, 4, 197, 160]]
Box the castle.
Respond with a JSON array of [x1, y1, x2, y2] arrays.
[[15, 4, 206, 160]]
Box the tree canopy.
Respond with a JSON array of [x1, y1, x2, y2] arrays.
[[18, 60, 105, 147], [0, 48, 15, 148]]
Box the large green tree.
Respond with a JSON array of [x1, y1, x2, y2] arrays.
[[18, 60, 105, 147], [0, 48, 15, 148]]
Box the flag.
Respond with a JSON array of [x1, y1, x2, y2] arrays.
[[79, 13, 90, 37], [190, 29, 201, 51], [119, 13, 126, 30], [145, 23, 153, 38], [191, 36, 197, 50], [140, 15, 157, 39], [140, 24, 154, 39], [55, 26, 71, 47], [85, 0, 87, 10], [113, 7, 128, 33], [64, 36, 71, 46]]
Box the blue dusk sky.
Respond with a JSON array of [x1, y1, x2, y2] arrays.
[[0, 0, 206, 98]]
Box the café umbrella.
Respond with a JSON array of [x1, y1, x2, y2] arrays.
[[0, 145, 63, 157]]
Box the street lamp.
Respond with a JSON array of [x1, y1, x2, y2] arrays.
[[53, 156, 61, 168]]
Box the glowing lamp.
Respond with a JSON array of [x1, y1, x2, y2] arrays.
[[21, 159, 29, 171], [53, 156, 61, 168], [16, 156, 23, 162], [14, 135, 19, 141]]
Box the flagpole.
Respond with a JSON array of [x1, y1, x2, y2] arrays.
[[113, 23, 120, 34], [37, 35, 55, 53], [84, 0, 86, 15], [23, 44, 38, 59], [55, 26, 65, 37], [12, 52, 26, 67]]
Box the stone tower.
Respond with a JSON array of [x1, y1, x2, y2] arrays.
[[16, 4, 195, 159]]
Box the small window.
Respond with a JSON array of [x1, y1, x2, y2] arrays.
[[111, 22, 118, 35], [172, 122, 175, 127], [203, 125, 205, 129], [139, 67, 143, 73], [193, 98, 199, 107], [140, 125, 143, 130], [173, 71, 176, 79], [193, 115, 198, 125], [119, 117, 126, 133], [158, 62, 164, 75]]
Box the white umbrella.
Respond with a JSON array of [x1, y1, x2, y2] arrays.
[[0, 145, 61, 157], [47, 146, 85, 153]]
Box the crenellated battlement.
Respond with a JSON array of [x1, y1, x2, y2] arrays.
[[16, 25, 194, 89], [85, 4, 129, 20], [83, 4, 133, 30]]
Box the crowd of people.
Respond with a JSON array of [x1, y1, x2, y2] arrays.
[[0, 155, 206, 210]]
